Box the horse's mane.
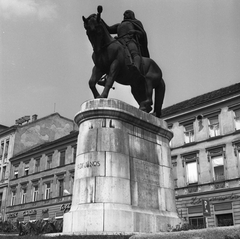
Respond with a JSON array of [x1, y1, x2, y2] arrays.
[[85, 13, 112, 40], [86, 13, 97, 21]]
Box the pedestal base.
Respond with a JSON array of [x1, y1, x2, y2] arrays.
[[63, 99, 180, 234], [63, 203, 179, 234]]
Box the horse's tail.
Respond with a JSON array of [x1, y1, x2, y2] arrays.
[[154, 78, 165, 118]]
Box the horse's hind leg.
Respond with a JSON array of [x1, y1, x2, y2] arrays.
[[131, 84, 146, 109], [154, 78, 165, 118], [138, 76, 153, 113]]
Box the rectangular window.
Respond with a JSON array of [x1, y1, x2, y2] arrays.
[[60, 151, 65, 166], [73, 146, 77, 163], [58, 179, 64, 197], [189, 216, 205, 229], [45, 183, 51, 199], [32, 186, 38, 202], [14, 168, 18, 179], [21, 188, 27, 204], [0, 141, 4, 158], [35, 159, 40, 173], [4, 139, 9, 161], [0, 139, 10, 162], [70, 175, 74, 194], [184, 124, 194, 143], [212, 155, 224, 181], [24, 164, 29, 176], [186, 161, 198, 184], [46, 155, 52, 170], [234, 109, 240, 130], [174, 179, 178, 188], [2, 166, 6, 180], [208, 116, 220, 137], [216, 213, 233, 227], [11, 191, 16, 206], [238, 151, 240, 166], [0, 193, 2, 208]]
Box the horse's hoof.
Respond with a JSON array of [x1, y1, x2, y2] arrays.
[[97, 79, 106, 87], [97, 95, 107, 99], [139, 106, 147, 112], [145, 105, 152, 113]]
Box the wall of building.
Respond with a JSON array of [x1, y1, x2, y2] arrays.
[[13, 114, 74, 156], [166, 97, 240, 227], [7, 145, 76, 221], [0, 130, 16, 220], [7, 141, 77, 222]]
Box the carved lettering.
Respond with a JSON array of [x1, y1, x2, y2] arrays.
[[77, 161, 100, 170], [23, 209, 37, 216], [60, 203, 71, 213], [191, 193, 240, 205], [8, 212, 18, 218], [42, 208, 49, 214]]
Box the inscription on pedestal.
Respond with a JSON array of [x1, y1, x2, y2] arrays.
[[77, 161, 100, 169], [133, 159, 160, 186], [75, 152, 105, 179], [138, 183, 159, 209]]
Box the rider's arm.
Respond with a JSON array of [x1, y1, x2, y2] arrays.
[[128, 29, 143, 37], [101, 19, 119, 34]]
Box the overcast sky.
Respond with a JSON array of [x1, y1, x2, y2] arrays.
[[1, 0, 240, 126]]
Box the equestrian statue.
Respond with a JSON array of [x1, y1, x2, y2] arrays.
[[82, 6, 165, 117]]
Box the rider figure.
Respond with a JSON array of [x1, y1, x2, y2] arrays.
[[102, 10, 150, 78]]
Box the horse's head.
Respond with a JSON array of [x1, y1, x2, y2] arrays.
[[82, 14, 105, 52], [83, 14, 99, 36], [82, 6, 110, 52]]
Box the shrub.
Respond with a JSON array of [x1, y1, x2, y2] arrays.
[[0, 220, 18, 233], [0, 235, 132, 239], [225, 235, 240, 239], [17, 218, 63, 235], [167, 222, 205, 232], [0, 218, 63, 235]]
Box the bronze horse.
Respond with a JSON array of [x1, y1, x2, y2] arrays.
[[82, 7, 165, 117]]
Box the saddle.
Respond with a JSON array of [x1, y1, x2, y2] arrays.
[[98, 39, 145, 87]]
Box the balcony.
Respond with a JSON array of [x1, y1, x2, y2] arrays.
[[184, 131, 194, 144], [188, 184, 198, 193], [214, 175, 225, 189], [209, 124, 220, 138]]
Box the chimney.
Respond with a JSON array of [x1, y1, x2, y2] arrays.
[[32, 114, 38, 122]]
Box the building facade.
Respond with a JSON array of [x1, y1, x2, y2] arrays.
[[0, 113, 75, 221], [6, 131, 78, 223], [0, 126, 16, 221], [4, 83, 240, 229], [162, 83, 240, 228]]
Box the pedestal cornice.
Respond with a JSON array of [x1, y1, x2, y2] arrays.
[[74, 99, 173, 141]]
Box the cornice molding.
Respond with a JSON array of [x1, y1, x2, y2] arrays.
[[75, 99, 173, 141]]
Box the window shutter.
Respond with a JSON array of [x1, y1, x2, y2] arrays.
[[214, 202, 232, 211]]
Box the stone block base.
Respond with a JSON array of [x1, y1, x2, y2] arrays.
[[63, 203, 180, 234]]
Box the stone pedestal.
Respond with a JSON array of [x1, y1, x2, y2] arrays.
[[63, 99, 180, 234]]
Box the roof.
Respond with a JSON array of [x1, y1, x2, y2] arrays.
[[0, 125, 9, 133], [0, 125, 17, 137], [161, 83, 240, 118], [16, 112, 74, 129]]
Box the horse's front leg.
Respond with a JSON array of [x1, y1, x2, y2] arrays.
[[89, 66, 104, 98], [100, 60, 119, 98], [139, 77, 153, 113]]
